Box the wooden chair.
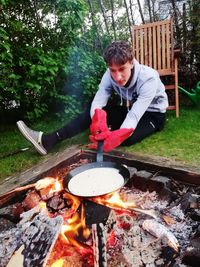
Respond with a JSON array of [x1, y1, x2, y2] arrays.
[[132, 19, 179, 117]]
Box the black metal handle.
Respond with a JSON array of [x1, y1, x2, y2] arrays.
[[96, 141, 103, 162]]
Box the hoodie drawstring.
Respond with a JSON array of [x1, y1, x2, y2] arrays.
[[126, 90, 130, 112], [120, 88, 123, 106], [119, 88, 130, 111]]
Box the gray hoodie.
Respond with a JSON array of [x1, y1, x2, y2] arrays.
[[90, 59, 169, 129]]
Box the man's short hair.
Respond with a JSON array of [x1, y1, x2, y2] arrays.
[[103, 41, 133, 66]]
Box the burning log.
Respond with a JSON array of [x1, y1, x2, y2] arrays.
[[23, 190, 41, 210], [5, 208, 63, 267], [92, 223, 107, 267], [0, 177, 56, 200], [0, 177, 57, 208], [0, 227, 20, 267], [46, 193, 67, 212]]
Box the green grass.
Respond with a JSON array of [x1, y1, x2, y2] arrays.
[[121, 106, 200, 165], [0, 106, 200, 182]]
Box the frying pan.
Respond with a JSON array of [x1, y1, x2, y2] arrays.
[[63, 141, 130, 197]]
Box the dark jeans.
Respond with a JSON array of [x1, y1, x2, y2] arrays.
[[57, 102, 166, 146]]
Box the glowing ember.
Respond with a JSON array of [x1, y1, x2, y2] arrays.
[[46, 203, 93, 266]]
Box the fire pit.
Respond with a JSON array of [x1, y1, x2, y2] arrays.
[[0, 147, 200, 267]]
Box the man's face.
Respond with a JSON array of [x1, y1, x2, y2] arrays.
[[108, 61, 133, 86]]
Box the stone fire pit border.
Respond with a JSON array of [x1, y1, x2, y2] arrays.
[[0, 145, 200, 197]]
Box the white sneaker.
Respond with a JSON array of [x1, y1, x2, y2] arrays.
[[16, 121, 47, 155]]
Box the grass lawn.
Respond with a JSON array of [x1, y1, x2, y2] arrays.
[[0, 106, 200, 182]]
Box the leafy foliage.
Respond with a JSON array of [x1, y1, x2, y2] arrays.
[[65, 45, 106, 101], [0, 0, 86, 120], [1, 0, 200, 123]]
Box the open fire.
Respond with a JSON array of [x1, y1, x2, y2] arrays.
[[0, 155, 200, 267]]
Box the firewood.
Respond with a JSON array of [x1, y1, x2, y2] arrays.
[[0, 203, 24, 222], [0, 227, 20, 267], [6, 210, 63, 267], [92, 223, 107, 267], [22, 191, 41, 210], [0, 177, 55, 201]]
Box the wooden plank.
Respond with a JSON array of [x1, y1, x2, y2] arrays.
[[157, 24, 161, 70], [140, 28, 144, 64], [158, 69, 175, 76], [166, 22, 171, 69], [133, 19, 171, 30], [153, 25, 157, 69], [132, 27, 135, 58], [167, 105, 176, 110], [144, 27, 148, 65], [161, 24, 166, 69], [135, 29, 139, 61], [174, 57, 179, 117], [148, 26, 152, 67], [165, 85, 175, 90], [170, 19, 174, 68]]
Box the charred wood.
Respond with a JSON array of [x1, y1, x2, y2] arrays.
[[83, 200, 111, 226], [22, 190, 41, 210], [0, 203, 24, 223], [92, 223, 107, 267]]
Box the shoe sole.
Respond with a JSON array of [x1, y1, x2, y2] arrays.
[[17, 121, 47, 155]]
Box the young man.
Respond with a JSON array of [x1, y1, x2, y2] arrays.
[[17, 41, 168, 155]]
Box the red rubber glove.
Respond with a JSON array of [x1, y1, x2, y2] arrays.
[[90, 108, 109, 136], [89, 128, 134, 152]]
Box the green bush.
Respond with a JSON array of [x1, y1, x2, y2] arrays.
[[65, 46, 106, 102], [0, 0, 86, 121]]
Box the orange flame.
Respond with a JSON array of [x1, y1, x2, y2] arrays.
[[60, 204, 90, 249], [63, 192, 81, 212], [49, 179, 63, 193], [92, 191, 136, 210], [39, 201, 47, 209], [50, 258, 64, 267]]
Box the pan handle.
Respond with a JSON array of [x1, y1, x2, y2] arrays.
[[96, 141, 103, 162]]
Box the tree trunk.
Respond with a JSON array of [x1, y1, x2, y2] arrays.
[[98, 0, 111, 38], [137, 0, 145, 24], [146, 0, 152, 23], [124, 0, 132, 39], [87, 0, 103, 51], [182, 3, 187, 54], [129, 0, 135, 25], [32, 0, 44, 46], [110, 0, 117, 40], [170, 0, 181, 44]]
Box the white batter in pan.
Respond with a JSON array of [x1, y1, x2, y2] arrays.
[[68, 167, 124, 196]]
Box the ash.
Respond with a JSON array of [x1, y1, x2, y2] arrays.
[[120, 187, 169, 210], [106, 188, 196, 267]]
